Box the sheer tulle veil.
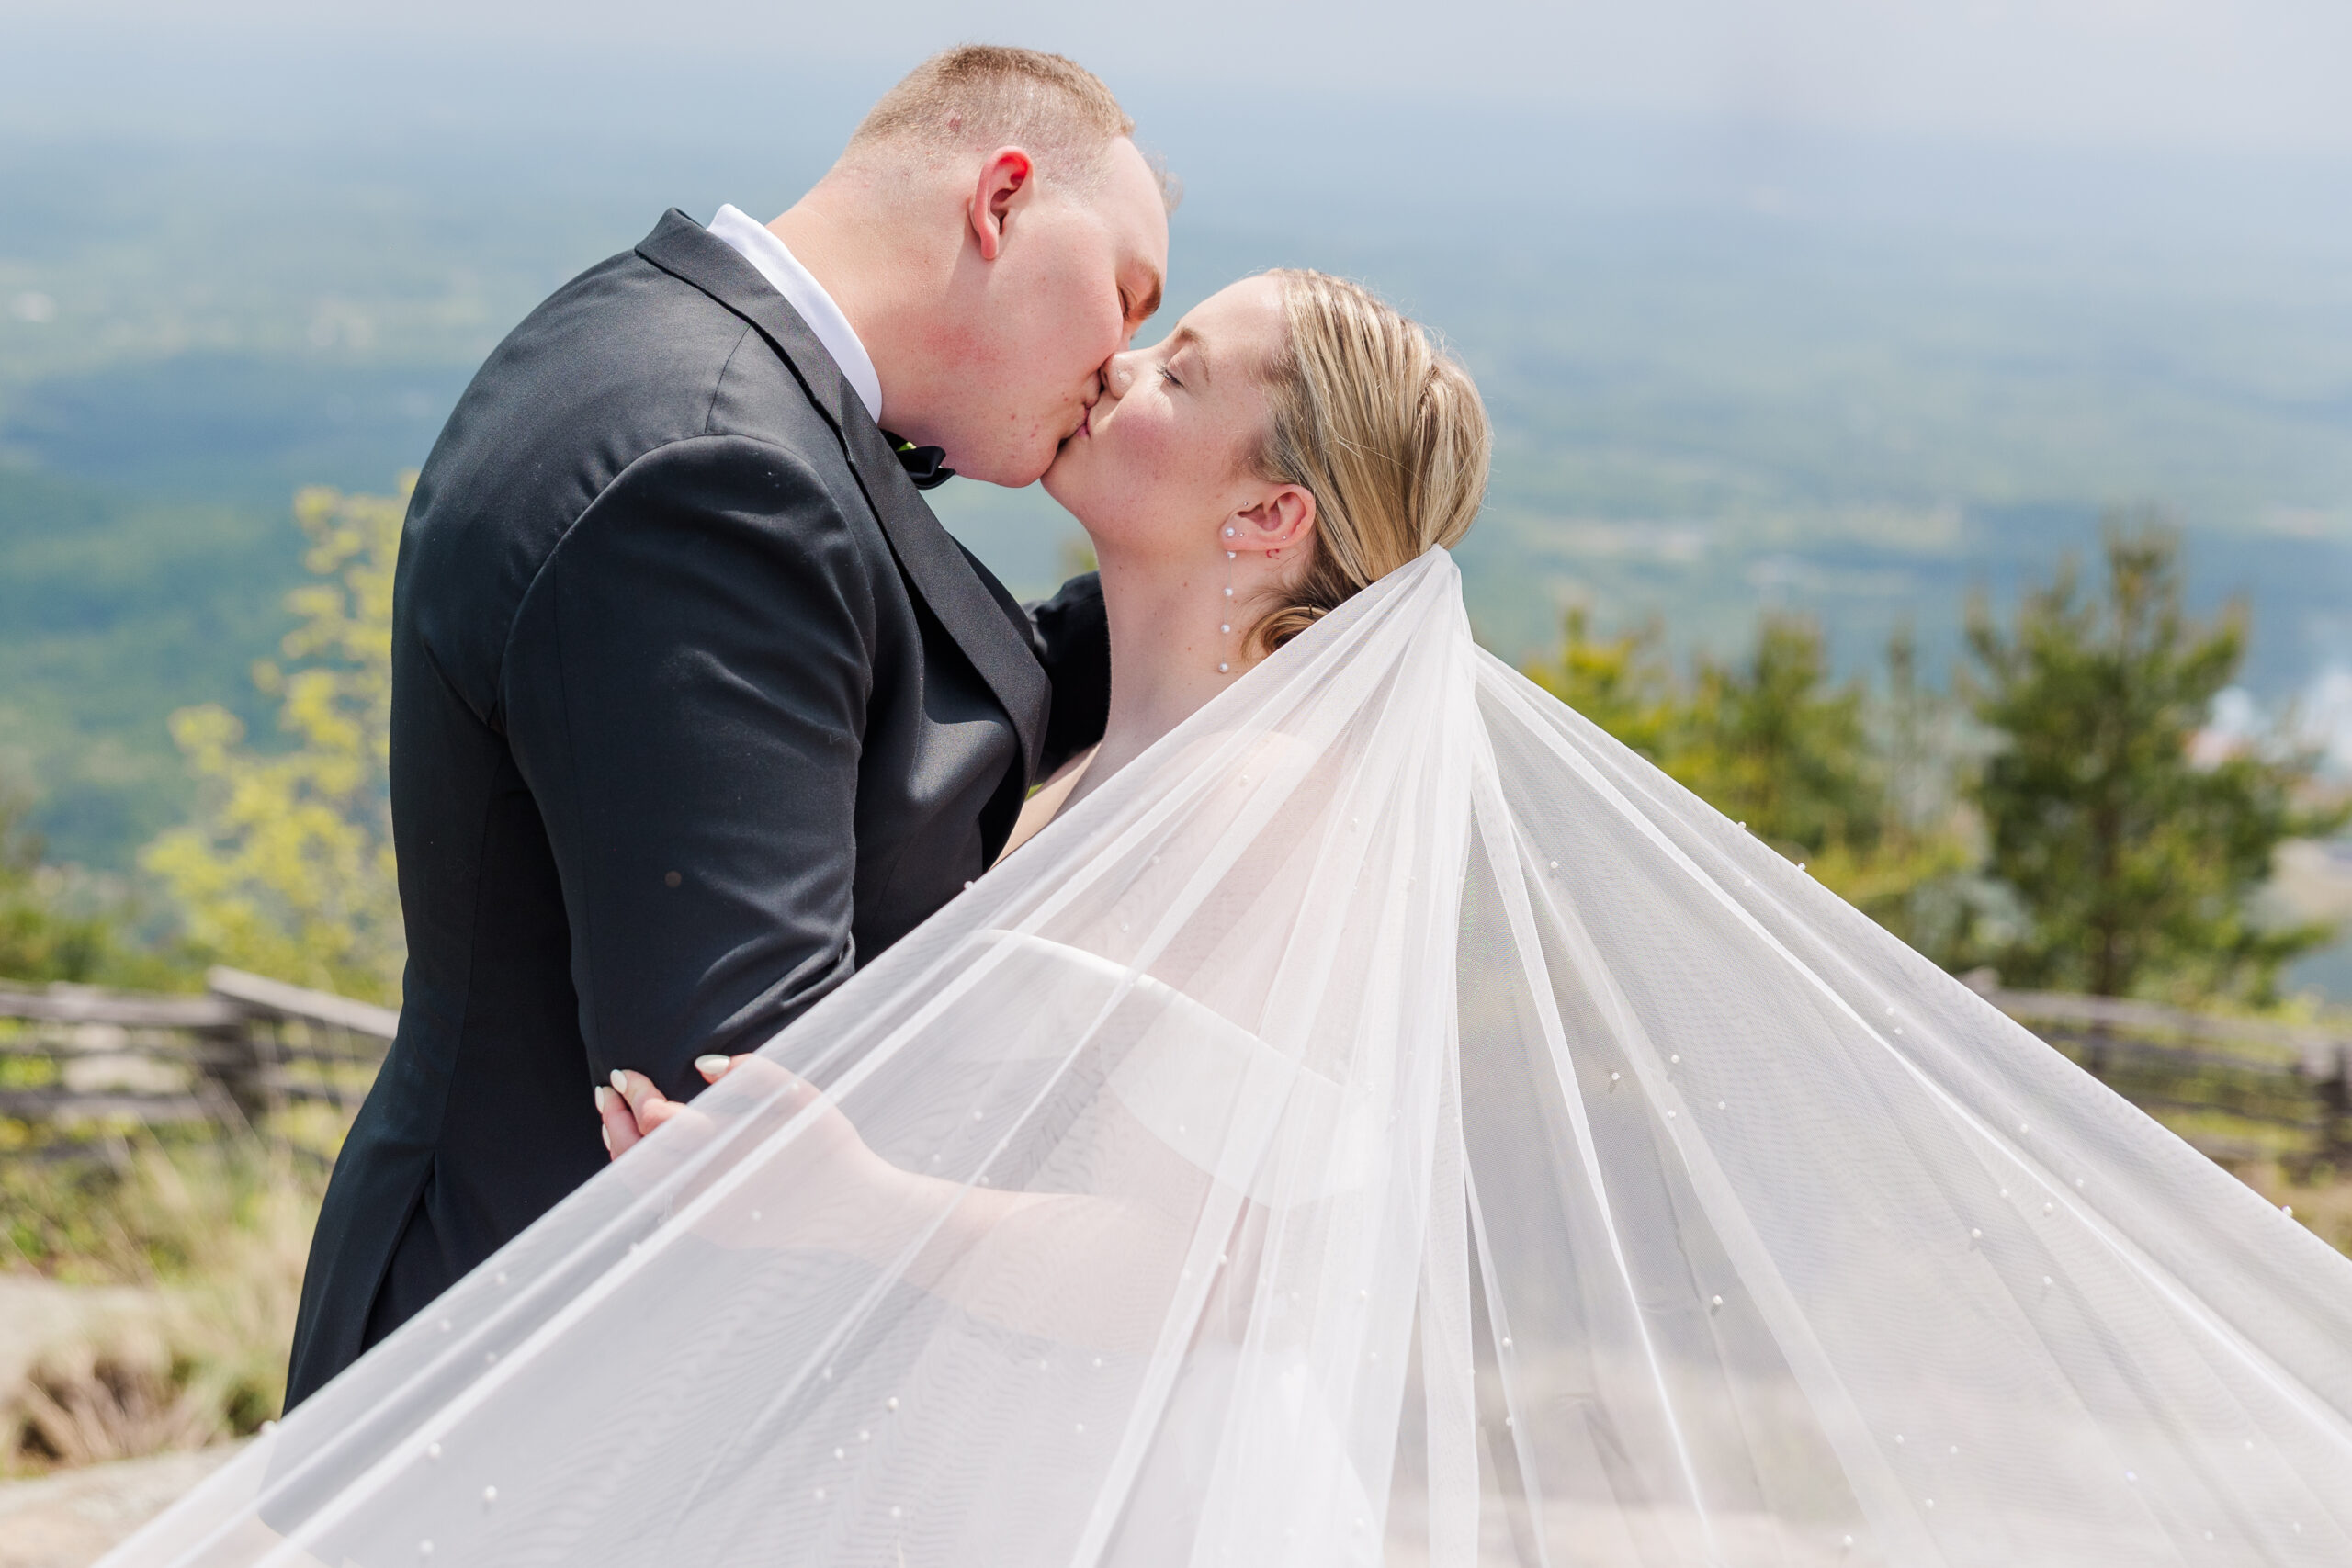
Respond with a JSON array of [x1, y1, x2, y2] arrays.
[[107, 551, 2352, 1567]]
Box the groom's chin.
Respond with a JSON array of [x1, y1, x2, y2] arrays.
[[954, 434, 1068, 491], [950, 454, 1046, 491]]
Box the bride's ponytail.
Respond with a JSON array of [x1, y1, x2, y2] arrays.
[[1248, 270, 1491, 654]]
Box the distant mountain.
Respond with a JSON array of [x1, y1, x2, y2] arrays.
[[2, 75, 2347, 889]]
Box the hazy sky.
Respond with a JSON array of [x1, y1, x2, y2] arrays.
[[11, 0, 2352, 156]]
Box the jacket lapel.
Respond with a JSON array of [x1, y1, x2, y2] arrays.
[[634, 209, 1050, 776]]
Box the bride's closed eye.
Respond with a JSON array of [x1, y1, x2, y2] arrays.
[[1158, 365, 1183, 389]]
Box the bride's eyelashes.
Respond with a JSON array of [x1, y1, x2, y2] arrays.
[[1158, 365, 1183, 389]]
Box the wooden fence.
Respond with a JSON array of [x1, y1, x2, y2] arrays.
[[1974, 981, 2351, 1170], [0, 968, 395, 1156], [1, 968, 2346, 1172]]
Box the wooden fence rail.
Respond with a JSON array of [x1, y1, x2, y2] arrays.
[[2, 968, 2346, 1171], [1974, 981, 2352, 1168], [0, 968, 395, 1152]]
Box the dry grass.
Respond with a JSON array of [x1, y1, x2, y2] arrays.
[[0, 1117, 2344, 1483], [2226, 1159, 2352, 1256], [1, 1137, 320, 1476], [14, 1337, 220, 1469]]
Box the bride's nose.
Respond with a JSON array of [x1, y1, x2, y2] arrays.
[[1101, 349, 1143, 401]]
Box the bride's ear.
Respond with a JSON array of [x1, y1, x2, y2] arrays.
[[1227, 486, 1317, 557]]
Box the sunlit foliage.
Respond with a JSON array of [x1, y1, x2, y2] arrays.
[[1530, 518, 2349, 1004], [1526, 607, 1975, 950], [141, 482, 407, 1004]]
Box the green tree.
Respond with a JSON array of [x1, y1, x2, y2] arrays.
[[1524, 606, 1679, 759], [1527, 607, 1972, 942], [0, 788, 194, 988], [0, 791, 115, 983], [1964, 519, 2347, 1001], [1863, 626, 1991, 958], [141, 482, 406, 1004], [1678, 615, 1883, 861]]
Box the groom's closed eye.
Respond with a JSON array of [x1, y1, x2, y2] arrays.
[[1121, 271, 1164, 339]]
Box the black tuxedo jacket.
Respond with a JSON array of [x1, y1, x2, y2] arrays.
[[284, 211, 1110, 1407]]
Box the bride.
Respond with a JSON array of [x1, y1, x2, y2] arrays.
[[107, 273, 2352, 1567]]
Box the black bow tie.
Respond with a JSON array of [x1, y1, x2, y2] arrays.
[[880, 431, 956, 491]]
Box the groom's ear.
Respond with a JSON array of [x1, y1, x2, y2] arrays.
[[967, 147, 1035, 262], [1230, 486, 1317, 553]]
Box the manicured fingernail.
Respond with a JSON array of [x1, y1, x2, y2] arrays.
[[601, 1124, 614, 1154], [610, 1069, 628, 1092], [594, 1086, 612, 1113], [695, 1055, 729, 1077]]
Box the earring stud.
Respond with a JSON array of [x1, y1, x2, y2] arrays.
[[1218, 544, 1238, 674]]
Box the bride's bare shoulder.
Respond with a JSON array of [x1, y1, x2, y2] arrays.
[[994, 745, 1098, 864], [1166, 724, 1325, 790], [992, 715, 1328, 870]]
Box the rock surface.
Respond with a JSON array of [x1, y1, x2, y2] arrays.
[[1, 1275, 231, 1566], [0, 1443, 243, 1568]]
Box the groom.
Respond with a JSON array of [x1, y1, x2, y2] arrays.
[[285, 48, 1170, 1407]]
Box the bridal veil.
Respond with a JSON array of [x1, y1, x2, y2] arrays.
[[106, 552, 2352, 1567]]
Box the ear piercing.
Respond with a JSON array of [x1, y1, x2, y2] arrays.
[[1218, 532, 1238, 674]]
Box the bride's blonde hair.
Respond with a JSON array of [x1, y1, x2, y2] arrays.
[[1249, 270, 1490, 652]]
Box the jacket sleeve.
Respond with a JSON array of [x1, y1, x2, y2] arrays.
[[501, 435, 876, 1101], [1025, 571, 1111, 779]]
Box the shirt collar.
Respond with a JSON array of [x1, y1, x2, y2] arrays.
[[706, 204, 884, 425]]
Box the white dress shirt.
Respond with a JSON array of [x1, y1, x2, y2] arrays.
[[706, 204, 884, 425]]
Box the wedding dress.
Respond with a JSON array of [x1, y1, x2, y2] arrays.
[[107, 552, 2352, 1568]]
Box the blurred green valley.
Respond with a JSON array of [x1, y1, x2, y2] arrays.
[[2, 57, 2347, 987]]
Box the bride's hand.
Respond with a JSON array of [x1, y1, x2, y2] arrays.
[[598, 1055, 766, 1156], [597, 1055, 878, 1184], [597, 1064, 693, 1157], [598, 1055, 926, 1265]]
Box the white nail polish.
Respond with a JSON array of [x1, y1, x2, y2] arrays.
[[610, 1069, 628, 1092], [601, 1125, 614, 1154], [695, 1054, 729, 1076]]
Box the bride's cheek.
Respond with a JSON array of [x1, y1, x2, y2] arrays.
[[1127, 415, 1187, 484]]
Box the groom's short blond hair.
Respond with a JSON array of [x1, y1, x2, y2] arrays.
[[846, 46, 1148, 195]]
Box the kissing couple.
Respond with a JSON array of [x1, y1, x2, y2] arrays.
[[113, 45, 2352, 1568]]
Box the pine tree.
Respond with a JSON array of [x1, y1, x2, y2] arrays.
[[1964, 518, 2347, 1001], [1678, 615, 1882, 863]]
